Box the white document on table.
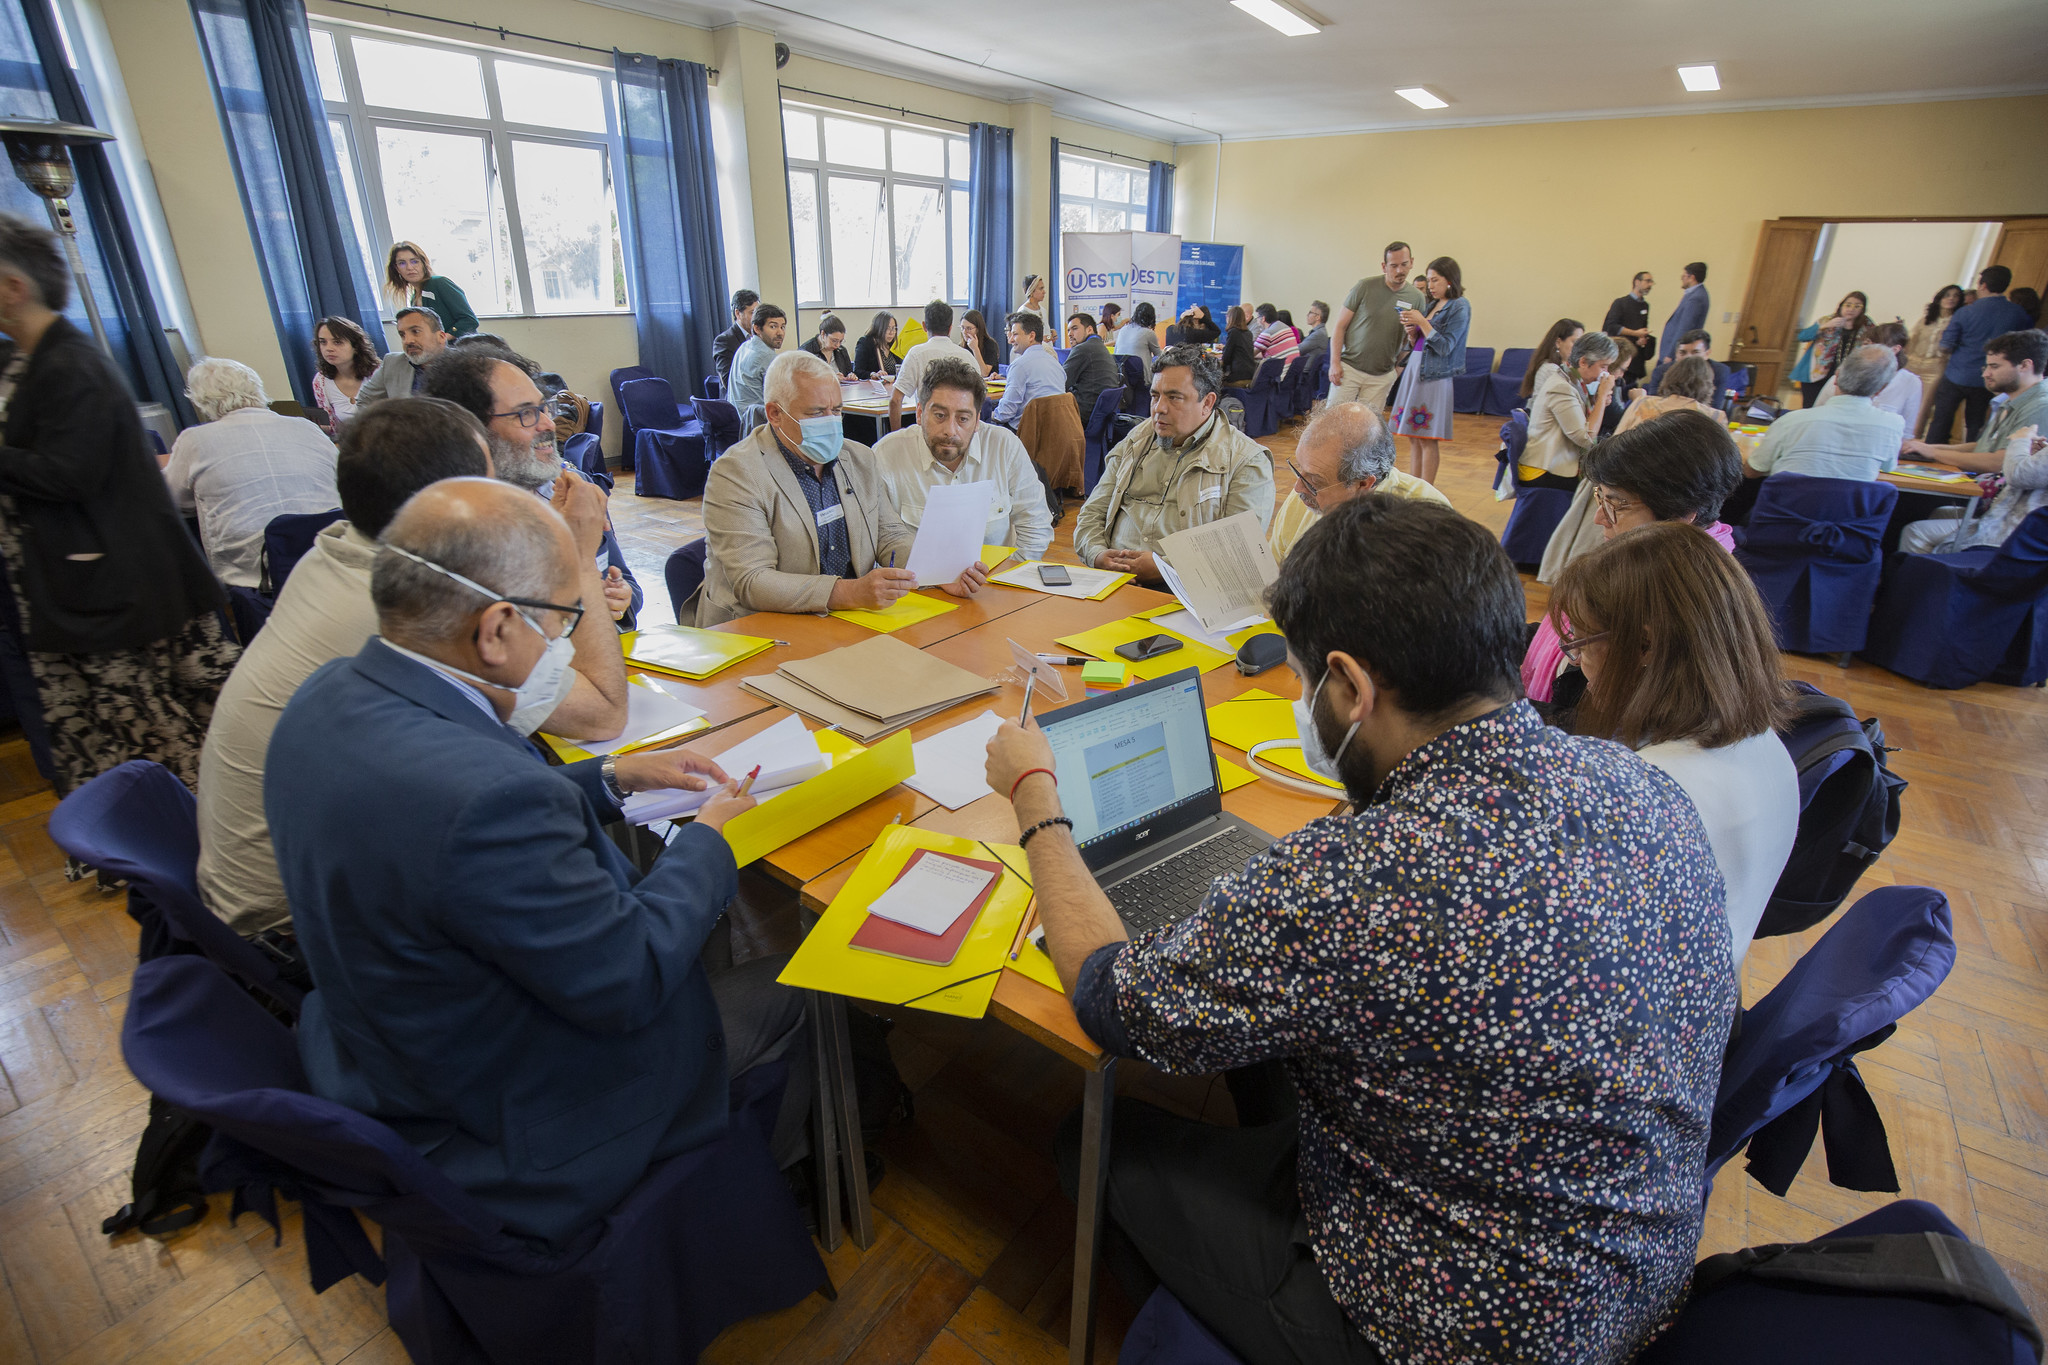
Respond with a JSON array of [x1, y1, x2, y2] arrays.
[[1156, 511, 1279, 636], [619, 713, 825, 824], [574, 675, 709, 757], [905, 480, 996, 587], [990, 561, 1126, 599], [1147, 608, 1237, 652], [865, 854, 997, 934], [904, 709, 1006, 810]]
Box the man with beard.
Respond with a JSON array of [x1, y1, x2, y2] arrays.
[[981, 496, 1734, 1365], [355, 307, 450, 405], [872, 356, 1053, 560], [425, 345, 642, 629]]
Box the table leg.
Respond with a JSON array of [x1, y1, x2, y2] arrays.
[[806, 992, 842, 1253], [823, 994, 875, 1248], [1069, 1057, 1116, 1365]]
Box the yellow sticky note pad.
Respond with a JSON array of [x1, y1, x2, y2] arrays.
[[980, 545, 1017, 569], [1055, 617, 1235, 678], [777, 825, 1033, 1018], [1206, 689, 1344, 791], [719, 729, 911, 867], [830, 592, 959, 633]]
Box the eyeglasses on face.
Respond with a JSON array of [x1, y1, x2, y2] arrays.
[[1556, 629, 1610, 662], [488, 403, 550, 429], [1592, 488, 1639, 521]]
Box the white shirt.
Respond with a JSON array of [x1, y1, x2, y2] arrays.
[[892, 334, 972, 404], [1747, 395, 1904, 482], [1639, 731, 1800, 967], [872, 421, 1055, 559], [163, 407, 339, 587], [1816, 366, 1922, 441]]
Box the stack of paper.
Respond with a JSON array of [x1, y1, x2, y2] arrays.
[[740, 633, 997, 743], [620, 713, 826, 823], [989, 561, 1132, 601], [625, 624, 777, 679], [1154, 511, 1279, 637], [542, 674, 708, 761], [904, 709, 1005, 810]]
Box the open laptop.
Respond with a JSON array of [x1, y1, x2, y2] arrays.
[[1032, 666, 1275, 939]]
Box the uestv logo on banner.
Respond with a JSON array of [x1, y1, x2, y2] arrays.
[[1062, 231, 1181, 317]]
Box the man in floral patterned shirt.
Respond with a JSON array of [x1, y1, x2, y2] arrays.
[[986, 496, 1735, 1365]]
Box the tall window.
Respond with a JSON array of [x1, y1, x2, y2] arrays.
[[781, 102, 970, 313], [312, 21, 628, 317], [1059, 152, 1148, 235]]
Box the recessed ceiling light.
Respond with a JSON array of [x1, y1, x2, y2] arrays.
[[1230, 0, 1320, 38], [1395, 87, 1447, 110], [1678, 64, 1720, 92]]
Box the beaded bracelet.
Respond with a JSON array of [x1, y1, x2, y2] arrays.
[[1017, 816, 1073, 849]]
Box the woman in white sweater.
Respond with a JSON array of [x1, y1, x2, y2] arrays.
[[1549, 521, 1799, 967]]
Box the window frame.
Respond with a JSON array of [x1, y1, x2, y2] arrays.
[[312, 18, 629, 320], [1059, 151, 1150, 237], [780, 100, 971, 313]]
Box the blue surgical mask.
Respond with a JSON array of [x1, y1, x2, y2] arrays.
[[784, 413, 843, 466]]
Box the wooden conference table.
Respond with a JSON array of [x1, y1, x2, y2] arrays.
[[622, 576, 1338, 1364], [839, 374, 1006, 445]]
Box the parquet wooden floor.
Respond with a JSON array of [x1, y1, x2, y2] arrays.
[[1, 405, 2045, 1364]]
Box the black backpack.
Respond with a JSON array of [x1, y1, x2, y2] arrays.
[[1758, 683, 1907, 939]]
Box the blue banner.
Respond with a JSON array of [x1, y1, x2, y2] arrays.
[[1177, 241, 1243, 322]]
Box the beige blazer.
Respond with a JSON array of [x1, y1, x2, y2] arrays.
[[1072, 414, 1275, 566], [696, 427, 916, 626]]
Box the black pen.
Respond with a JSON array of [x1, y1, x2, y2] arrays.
[[1035, 654, 1089, 666]]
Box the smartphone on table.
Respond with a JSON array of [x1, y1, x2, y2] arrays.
[[1115, 634, 1183, 662], [1038, 564, 1072, 586]]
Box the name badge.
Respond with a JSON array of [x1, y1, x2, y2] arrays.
[[1198, 485, 1222, 504], [816, 503, 846, 528]]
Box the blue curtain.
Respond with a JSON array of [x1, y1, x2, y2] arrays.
[[614, 52, 726, 401], [0, 0, 191, 423], [190, 0, 383, 408], [966, 122, 1011, 362], [1047, 138, 1060, 328], [1146, 161, 1174, 235]]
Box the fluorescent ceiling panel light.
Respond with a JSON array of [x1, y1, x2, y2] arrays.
[[1678, 63, 1720, 92], [1395, 87, 1447, 110], [1230, 0, 1319, 38]]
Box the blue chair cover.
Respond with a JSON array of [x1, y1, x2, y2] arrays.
[[1289, 355, 1320, 416], [1483, 347, 1535, 415], [1083, 387, 1125, 494], [1119, 1286, 1247, 1365], [1736, 473, 1899, 654], [1862, 507, 2048, 688], [702, 372, 720, 401], [1492, 412, 1571, 569], [1451, 345, 1495, 414], [583, 399, 603, 445], [1237, 358, 1287, 438], [665, 541, 708, 622], [1116, 353, 1147, 413], [1313, 366, 1330, 405], [561, 433, 612, 494], [607, 366, 654, 467], [261, 508, 344, 595], [48, 761, 304, 1014], [122, 955, 827, 1365], [1708, 885, 1953, 1197], [618, 377, 710, 501], [696, 398, 742, 464], [226, 585, 273, 645]]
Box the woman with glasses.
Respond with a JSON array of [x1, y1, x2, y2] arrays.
[[1549, 521, 1797, 966], [384, 240, 479, 338], [1522, 409, 1742, 706], [1520, 330, 1617, 491]]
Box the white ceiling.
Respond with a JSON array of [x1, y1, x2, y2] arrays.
[[610, 0, 2048, 144]]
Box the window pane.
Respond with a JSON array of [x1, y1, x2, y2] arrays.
[[1060, 201, 1090, 234], [1098, 166, 1128, 203], [950, 188, 968, 303], [789, 170, 821, 305], [1130, 173, 1149, 206], [892, 182, 945, 310], [512, 141, 616, 311], [352, 36, 486, 118], [827, 175, 888, 307], [783, 108, 818, 162], [375, 125, 515, 312], [1059, 156, 1095, 198], [1095, 207, 1127, 232], [328, 118, 378, 291], [949, 138, 968, 182], [312, 28, 345, 102], [824, 117, 884, 169], [497, 61, 606, 133], [892, 128, 943, 178]]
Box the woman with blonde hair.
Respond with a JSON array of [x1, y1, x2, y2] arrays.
[[384, 241, 478, 337]]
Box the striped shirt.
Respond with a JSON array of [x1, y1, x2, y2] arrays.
[[1253, 322, 1301, 367]]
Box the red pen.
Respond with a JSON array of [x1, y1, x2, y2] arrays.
[[736, 764, 762, 797]]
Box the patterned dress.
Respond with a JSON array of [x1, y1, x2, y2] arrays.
[[1076, 702, 1736, 1365], [1390, 306, 1454, 439]]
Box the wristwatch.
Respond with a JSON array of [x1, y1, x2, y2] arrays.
[[600, 754, 628, 806]]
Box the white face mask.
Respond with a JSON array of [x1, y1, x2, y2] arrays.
[[1292, 671, 1359, 781], [384, 544, 580, 735]]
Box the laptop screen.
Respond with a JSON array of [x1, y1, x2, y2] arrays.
[[1036, 667, 1220, 865]]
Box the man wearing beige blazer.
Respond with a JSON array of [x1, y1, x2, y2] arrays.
[[699, 350, 986, 626]]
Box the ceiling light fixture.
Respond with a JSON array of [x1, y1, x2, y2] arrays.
[[1395, 87, 1447, 110], [1230, 0, 1319, 38], [1677, 64, 1720, 92]]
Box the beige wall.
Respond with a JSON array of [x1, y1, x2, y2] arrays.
[[1171, 95, 2048, 361]]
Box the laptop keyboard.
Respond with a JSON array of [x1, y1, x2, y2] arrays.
[[1106, 825, 1272, 937]]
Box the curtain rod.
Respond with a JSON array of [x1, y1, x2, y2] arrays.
[[317, 0, 715, 76], [777, 85, 972, 130], [1058, 140, 1160, 170]]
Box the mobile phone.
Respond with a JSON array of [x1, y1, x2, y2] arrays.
[[1037, 564, 1072, 586], [1115, 634, 1183, 662]]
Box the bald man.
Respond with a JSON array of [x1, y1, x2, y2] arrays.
[[266, 479, 812, 1248], [1266, 402, 1453, 560]]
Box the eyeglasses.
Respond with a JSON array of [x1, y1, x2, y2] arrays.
[[1592, 488, 1638, 522], [1556, 629, 1609, 662], [1287, 458, 1326, 506], [383, 544, 585, 636], [488, 403, 550, 429]]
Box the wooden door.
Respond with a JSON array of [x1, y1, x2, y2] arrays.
[[1729, 219, 1822, 397], [1990, 218, 2048, 299]]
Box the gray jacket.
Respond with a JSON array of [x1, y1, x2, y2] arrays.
[[1073, 414, 1275, 565], [354, 350, 425, 407], [697, 426, 915, 626]]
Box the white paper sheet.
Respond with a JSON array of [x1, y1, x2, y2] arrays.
[[1156, 511, 1279, 635], [1147, 608, 1237, 652], [904, 709, 1006, 810], [619, 713, 825, 824], [905, 480, 996, 587], [865, 854, 996, 934], [990, 561, 1126, 599], [573, 675, 709, 757]]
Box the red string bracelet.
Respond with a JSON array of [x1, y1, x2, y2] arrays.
[[1009, 767, 1057, 800]]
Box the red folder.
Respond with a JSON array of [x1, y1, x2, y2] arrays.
[[847, 849, 1005, 967]]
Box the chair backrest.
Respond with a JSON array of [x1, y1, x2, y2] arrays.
[[617, 376, 685, 432], [584, 399, 604, 443], [1086, 386, 1124, 445], [1759, 682, 1907, 939], [260, 508, 343, 595], [48, 762, 304, 1012], [608, 365, 654, 397], [1496, 347, 1535, 380], [665, 541, 708, 622], [1499, 409, 1530, 473], [1707, 885, 1954, 1188], [696, 398, 742, 462], [1741, 473, 1898, 563], [1116, 353, 1147, 412], [563, 431, 605, 478], [1247, 357, 1284, 393], [1463, 345, 1495, 376], [226, 585, 272, 646], [1965, 505, 2048, 599]]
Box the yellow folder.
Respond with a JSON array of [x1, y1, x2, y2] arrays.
[[1054, 615, 1235, 679], [1206, 689, 1344, 791], [719, 729, 913, 867], [776, 825, 1034, 1018], [829, 591, 959, 633], [622, 625, 777, 679], [979, 545, 1018, 570], [1009, 937, 1064, 995]]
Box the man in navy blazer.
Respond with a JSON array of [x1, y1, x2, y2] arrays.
[[267, 477, 799, 1247]]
